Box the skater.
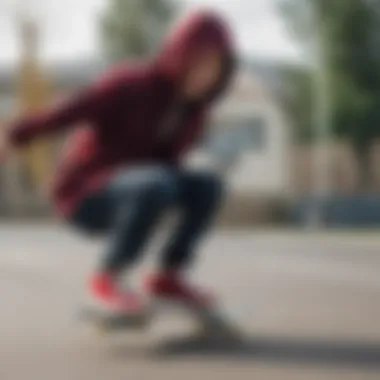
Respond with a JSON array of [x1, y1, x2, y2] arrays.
[[0, 9, 235, 316]]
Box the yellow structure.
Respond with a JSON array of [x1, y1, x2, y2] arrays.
[[17, 17, 52, 190]]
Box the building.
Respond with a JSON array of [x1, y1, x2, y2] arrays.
[[185, 65, 291, 224], [193, 68, 290, 193]]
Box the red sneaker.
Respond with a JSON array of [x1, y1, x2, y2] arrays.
[[144, 271, 215, 309], [87, 272, 142, 315]]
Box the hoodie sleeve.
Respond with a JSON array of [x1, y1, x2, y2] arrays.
[[8, 71, 125, 146]]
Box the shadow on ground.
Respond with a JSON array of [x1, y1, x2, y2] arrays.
[[114, 335, 380, 369]]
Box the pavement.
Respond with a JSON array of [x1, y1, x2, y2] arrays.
[[1, 224, 380, 380]]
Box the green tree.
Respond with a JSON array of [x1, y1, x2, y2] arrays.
[[100, 0, 177, 61], [281, 64, 314, 142], [280, 0, 380, 189]]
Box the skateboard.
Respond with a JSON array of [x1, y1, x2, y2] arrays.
[[79, 298, 244, 341]]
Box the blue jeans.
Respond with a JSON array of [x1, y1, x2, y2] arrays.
[[71, 166, 224, 272]]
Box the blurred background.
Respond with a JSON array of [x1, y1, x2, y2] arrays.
[[2, 2, 380, 379], [3, 0, 380, 228]]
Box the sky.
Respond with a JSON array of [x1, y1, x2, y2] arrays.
[[0, 0, 302, 65]]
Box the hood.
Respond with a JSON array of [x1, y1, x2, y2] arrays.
[[155, 9, 236, 104]]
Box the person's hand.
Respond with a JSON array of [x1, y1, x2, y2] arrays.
[[0, 127, 12, 162]]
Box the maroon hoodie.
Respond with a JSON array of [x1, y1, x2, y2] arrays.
[[8, 10, 235, 218]]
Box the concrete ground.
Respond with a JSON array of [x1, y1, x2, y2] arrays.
[[1, 224, 380, 380]]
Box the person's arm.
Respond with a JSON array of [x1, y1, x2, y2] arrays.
[[7, 71, 124, 147]]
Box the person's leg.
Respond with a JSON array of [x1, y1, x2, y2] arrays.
[[72, 165, 180, 313], [146, 170, 224, 307], [101, 165, 179, 274], [161, 170, 224, 270]]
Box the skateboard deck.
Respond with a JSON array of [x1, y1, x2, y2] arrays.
[[79, 305, 150, 332], [79, 299, 244, 340]]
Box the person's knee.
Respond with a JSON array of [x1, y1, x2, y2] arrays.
[[139, 168, 178, 207], [112, 167, 178, 207], [195, 172, 225, 205]]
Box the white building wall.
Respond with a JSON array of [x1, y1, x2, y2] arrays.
[[228, 104, 290, 196], [187, 100, 291, 197]]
